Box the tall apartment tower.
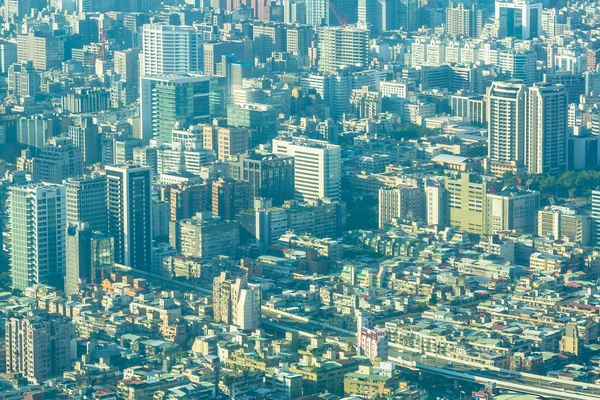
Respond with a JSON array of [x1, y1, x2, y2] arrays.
[[487, 80, 527, 176], [67, 118, 100, 165], [445, 3, 484, 38], [213, 272, 261, 331], [140, 75, 211, 143], [7, 60, 39, 99], [526, 83, 568, 174], [9, 184, 66, 290], [592, 189, 600, 246], [378, 185, 424, 228], [106, 164, 152, 271], [141, 24, 203, 76], [5, 313, 73, 382], [32, 137, 84, 184], [65, 174, 108, 232], [317, 25, 368, 74], [272, 137, 342, 202]]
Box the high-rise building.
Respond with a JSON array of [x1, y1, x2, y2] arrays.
[[9, 184, 66, 290], [141, 24, 203, 76], [445, 2, 484, 38], [5, 313, 73, 382], [68, 118, 100, 165], [4, 0, 30, 21], [317, 25, 368, 74], [538, 205, 591, 245], [16, 115, 62, 152], [591, 189, 600, 246], [7, 60, 39, 99], [65, 223, 114, 296], [17, 32, 64, 70], [425, 184, 448, 227], [358, 0, 398, 32], [140, 75, 211, 143], [378, 185, 424, 229], [0, 41, 17, 74], [487, 80, 527, 176], [62, 87, 111, 114], [203, 124, 249, 160], [65, 174, 107, 232], [398, 0, 419, 32], [486, 187, 540, 234], [272, 137, 342, 202], [226, 103, 277, 146], [212, 177, 250, 221], [526, 83, 568, 174], [113, 48, 141, 89], [169, 212, 240, 259], [495, 0, 543, 40], [32, 137, 83, 184], [164, 183, 210, 221], [106, 164, 153, 271], [306, 0, 328, 26], [213, 272, 261, 331], [444, 173, 495, 235], [229, 150, 295, 206]]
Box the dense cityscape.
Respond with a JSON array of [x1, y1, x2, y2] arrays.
[[1, 0, 600, 399]]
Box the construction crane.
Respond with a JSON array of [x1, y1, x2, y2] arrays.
[[326, 0, 347, 27]]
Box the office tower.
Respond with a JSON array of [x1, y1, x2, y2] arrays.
[[114, 138, 143, 164], [76, 0, 92, 12], [229, 151, 295, 206], [169, 212, 240, 259], [487, 80, 527, 176], [398, 0, 419, 32], [487, 187, 540, 234], [226, 103, 277, 146], [286, 25, 313, 56], [7, 61, 39, 99], [212, 177, 250, 220], [202, 124, 249, 160], [203, 41, 249, 76], [114, 49, 141, 89], [213, 272, 261, 331], [166, 183, 210, 221], [283, 0, 307, 23], [378, 185, 424, 229], [272, 138, 342, 202], [106, 164, 153, 271], [140, 75, 211, 143], [306, 0, 328, 26], [68, 118, 100, 165], [5, 314, 73, 381], [9, 184, 66, 290], [251, 21, 287, 62], [16, 115, 62, 152], [255, 199, 288, 251], [65, 174, 107, 231], [538, 205, 591, 245], [17, 33, 64, 70], [141, 24, 203, 76], [445, 3, 484, 38], [444, 173, 494, 235], [526, 83, 568, 174], [495, 0, 543, 40], [0, 41, 17, 74], [4, 0, 30, 21], [62, 87, 111, 114], [498, 51, 536, 86], [317, 25, 368, 74], [32, 137, 83, 184]]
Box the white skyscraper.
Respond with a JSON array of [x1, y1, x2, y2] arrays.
[[495, 0, 543, 40], [272, 137, 342, 202], [526, 83, 568, 174], [317, 25, 369, 73], [306, 0, 328, 27], [141, 24, 203, 76], [487, 80, 527, 176], [9, 184, 66, 290]]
